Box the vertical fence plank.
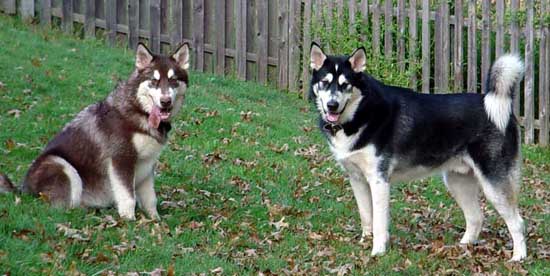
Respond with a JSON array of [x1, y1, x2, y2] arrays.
[[481, 0, 491, 93], [434, 3, 442, 90], [397, 0, 405, 71], [193, 0, 205, 71], [538, 0, 549, 145], [454, 0, 463, 92], [421, 0, 430, 93], [510, 0, 520, 114], [128, 0, 139, 50], [84, 0, 95, 38], [441, 2, 449, 91], [524, 0, 534, 144], [372, 0, 380, 56], [349, 0, 356, 35], [495, 0, 504, 58], [216, 0, 226, 75], [360, 0, 369, 43], [278, 0, 289, 89], [3, 0, 16, 14], [467, 0, 477, 93], [384, 0, 393, 58], [312, 0, 320, 43], [302, 0, 312, 97], [289, 0, 301, 91], [41, 0, 52, 27], [106, 0, 117, 46], [171, 0, 183, 49], [236, 0, 247, 80], [150, 0, 161, 53], [20, 0, 34, 20], [62, 0, 73, 33], [409, 0, 417, 89], [545, 1, 550, 145], [336, 0, 344, 42], [257, 0, 268, 83]]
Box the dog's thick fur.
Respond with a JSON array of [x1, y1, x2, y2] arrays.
[[309, 43, 526, 261], [1, 43, 190, 220]]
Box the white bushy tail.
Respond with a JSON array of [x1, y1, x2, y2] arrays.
[[483, 54, 524, 132]]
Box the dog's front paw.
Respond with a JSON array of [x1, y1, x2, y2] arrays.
[[147, 209, 161, 221], [118, 210, 136, 221], [359, 228, 372, 243], [371, 242, 388, 256]]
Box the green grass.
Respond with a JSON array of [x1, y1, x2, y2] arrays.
[[1, 15, 549, 275]]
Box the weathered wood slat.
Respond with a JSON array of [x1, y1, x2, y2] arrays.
[[510, 0, 520, 115], [278, 0, 289, 89], [236, 0, 247, 80], [302, 0, 312, 97], [538, 0, 549, 145], [467, 0, 477, 93], [360, 0, 369, 43], [84, 0, 95, 38], [409, 0, 417, 90], [524, 0, 535, 144], [3, 0, 16, 14], [171, 0, 182, 50], [215, 0, 226, 75], [545, 1, 550, 145], [337, 0, 344, 41], [150, 0, 161, 53], [454, 0, 463, 92], [128, 0, 138, 49], [193, 0, 205, 71], [495, 0, 504, 58], [441, 1, 449, 92], [106, 0, 117, 46], [481, 0, 491, 93], [348, 0, 356, 35], [397, 0, 405, 71], [41, 0, 52, 26], [384, 0, 393, 58], [288, 0, 301, 91], [20, 0, 34, 20], [434, 3, 442, 91], [372, 0, 380, 55], [62, 0, 73, 33], [421, 0, 430, 93]]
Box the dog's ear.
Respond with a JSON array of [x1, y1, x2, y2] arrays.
[[136, 43, 154, 70], [172, 43, 190, 70], [348, 47, 366, 73], [310, 42, 326, 71]]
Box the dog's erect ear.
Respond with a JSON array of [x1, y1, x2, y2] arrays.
[[348, 47, 366, 73], [136, 43, 154, 70], [172, 43, 190, 70], [310, 42, 326, 71]]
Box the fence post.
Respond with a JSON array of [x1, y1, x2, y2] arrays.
[[278, 0, 289, 90], [257, 0, 268, 84], [510, 0, 520, 115], [397, 0, 406, 71], [454, 0, 463, 92], [384, 0, 393, 58], [467, 0, 477, 93], [41, 0, 52, 27], [409, 0, 417, 90], [495, 0, 504, 58], [192, 0, 204, 72], [128, 0, 138, 49], [481, 0, 491, 94], [288, 0, 301, 92], [372, 0, 380, 56], [2, 0, 16, 14], [302, 0, 312, 98], [538, 0, 549, 146], [421, 0, 430, 93], [236, 0, 247, 80], [20, 0, 34, 20], [524, 0, 535, 144], [106, 0, 117, 47], [171, 0, 182, 50], [62, 0, 73, 34], [215, 0, 226, 76]]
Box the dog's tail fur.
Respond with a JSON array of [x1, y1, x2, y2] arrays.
[[0, 173, 16, 194], [483, 54, 524, 132]]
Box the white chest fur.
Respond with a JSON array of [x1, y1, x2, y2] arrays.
[[132, 133, 164, 184], [329, 127, 364, 161]]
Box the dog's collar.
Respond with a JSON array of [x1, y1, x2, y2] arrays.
[[323, 123, 343, 135]]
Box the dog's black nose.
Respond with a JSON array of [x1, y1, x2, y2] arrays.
[[327, 100, 339, 112], [160, 97, 172, 108]]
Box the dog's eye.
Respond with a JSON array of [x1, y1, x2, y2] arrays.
[[321, 80, 330, 88], [150, 79, 159, 87]]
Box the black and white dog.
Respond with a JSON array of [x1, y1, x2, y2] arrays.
[[309, 43, 526, 261], [0, 43, 189, 220]]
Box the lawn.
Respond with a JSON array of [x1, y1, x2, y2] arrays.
[[0, 15, 549, 275]]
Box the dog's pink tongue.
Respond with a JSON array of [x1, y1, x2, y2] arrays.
[[327, 113, 340, 123], [148, 106, 161, 129]]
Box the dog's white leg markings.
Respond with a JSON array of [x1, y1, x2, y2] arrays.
[[368, 176, 390, 256], [443, 171, 483, 244], [136, 173, 160, 220], [50, 156, 83, 207], [108, 159, 136, 220], [349, 172, 373, 240]]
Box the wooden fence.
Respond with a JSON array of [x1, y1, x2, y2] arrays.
[[1, 0, 549, 145]]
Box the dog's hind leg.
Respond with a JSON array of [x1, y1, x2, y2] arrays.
[[443, 171, 483, 244], [474, 165, 526, 261], [22, 155, 83, 207]]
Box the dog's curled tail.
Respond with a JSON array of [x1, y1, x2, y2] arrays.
[[0, 174, 16, 194], [484, 54, 524, 132]]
